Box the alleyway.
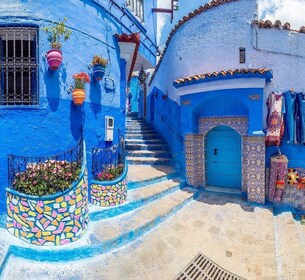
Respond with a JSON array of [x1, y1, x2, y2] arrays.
[[0, 164, 304, 279]]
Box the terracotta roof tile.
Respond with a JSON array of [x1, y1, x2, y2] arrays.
[[148, 0, 239, 86], [173, 68, 272, 87], [252, 19, 305, 33]]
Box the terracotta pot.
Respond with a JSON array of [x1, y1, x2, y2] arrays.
[[72, 89, 85, 105], [92, 64, 106, 81], [47, 49, 62, 70]]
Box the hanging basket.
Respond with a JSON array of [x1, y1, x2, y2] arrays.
[[46, 49, 62, 70], [92, 64, 106, 81], [72, 89, 85, 105]]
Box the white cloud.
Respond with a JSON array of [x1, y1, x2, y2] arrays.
[[156, 0, 305, 45], [259, 0, 305, 29]]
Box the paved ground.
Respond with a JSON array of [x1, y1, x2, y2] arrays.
[[2, 190, 305, 280]]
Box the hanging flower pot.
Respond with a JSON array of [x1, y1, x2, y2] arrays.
[[91, 55, 108, 81], [72, 89, 86, 105], [43, 18, 72, 71], [72, 72, 90, 106], [92, 64, 106, 81], [46, 49, 63, 70]]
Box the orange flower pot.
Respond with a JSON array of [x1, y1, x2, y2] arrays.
[[72, 89, 85, 105]]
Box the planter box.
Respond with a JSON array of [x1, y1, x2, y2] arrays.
[[90, 166, 128, 207], [6, 173, 89, 246]]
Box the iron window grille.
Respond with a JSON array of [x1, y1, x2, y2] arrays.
[[239, 47, 246, 64], [126, 0, 144, 22], [0, 25, 39, 106]]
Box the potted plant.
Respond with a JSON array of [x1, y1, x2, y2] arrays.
[[91, 55, 108, 81], [72, 72, 90, 105], [43, 17, 72, 70]]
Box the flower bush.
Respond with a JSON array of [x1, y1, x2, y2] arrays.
[[13, 160, 81, 196], [73, 72, 90, 90], [91, 55, 108, 67], [43, 17, 72, 49], [97, 164, 123, 181]]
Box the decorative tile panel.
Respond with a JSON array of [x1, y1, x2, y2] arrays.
[[199, 116, 248, 136], [6, 178, 89, 246], [185, 117, 266, 204], [91, 175, 128, 207], [185, 134, 204, 187], [243, 136, 266, 204]]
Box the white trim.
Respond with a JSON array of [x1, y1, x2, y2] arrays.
[[118, 42, 137, 81], [175, 78, 266, 96]]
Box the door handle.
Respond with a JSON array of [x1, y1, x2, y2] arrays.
[[214, 148, 218, 155]]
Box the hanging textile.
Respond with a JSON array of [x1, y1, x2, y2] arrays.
[[266, 92, 285, 146], [284, 91, 297, 143], [268, 154, 288, 203], [296, 92, 305, 144]]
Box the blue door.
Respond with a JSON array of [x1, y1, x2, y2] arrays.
[[205, 126, 241, 189]]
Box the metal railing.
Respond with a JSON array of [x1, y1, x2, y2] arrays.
[[92, 136, 125, 180], [8, 137, 83, 190], [126, 0, 144, 22]]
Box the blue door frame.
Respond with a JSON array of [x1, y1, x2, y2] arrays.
[[205, 125, 242, 189]]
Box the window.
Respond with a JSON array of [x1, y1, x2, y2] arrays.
[[0, 25, 38, 106], [239, 47, 246, 64], [126, 0, 144, 22]]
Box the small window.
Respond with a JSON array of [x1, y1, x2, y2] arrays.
[[239, 47, 246, 64], [0, 25, 39, 106], [126, 0, 144, 22]]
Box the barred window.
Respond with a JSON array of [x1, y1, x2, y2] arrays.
[[126, 0, 144, 22], [0, 25, 39, 106]]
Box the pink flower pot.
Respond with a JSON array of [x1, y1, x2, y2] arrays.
[[47, 49, 62, 70]]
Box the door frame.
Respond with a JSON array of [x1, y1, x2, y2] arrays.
[[204, 125, 242, 189]]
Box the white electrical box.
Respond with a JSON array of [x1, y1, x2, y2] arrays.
[[105, 116, 114, 141]]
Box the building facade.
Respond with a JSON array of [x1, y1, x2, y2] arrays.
[[147, 0, 305, 206], [0, 0, 157, 211]]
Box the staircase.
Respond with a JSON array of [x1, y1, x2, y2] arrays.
[[125, 114, 172, 165]]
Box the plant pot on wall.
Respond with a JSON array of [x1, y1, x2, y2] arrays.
[[92, 64, 106, 81], [46, 49, 63, 70], [72, 89, 85, 105]]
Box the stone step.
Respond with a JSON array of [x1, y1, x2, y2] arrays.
[[125, 139, 166, 145], [127, 156, 172, 165], [125, 143, 169, 151], [125, 128, 156, 133], [125, 134, 160, 140], [90, 188, 195, 245], [126, 150, 172, 158], [89, 178, 183, 220], [127, 165, 176, 185]]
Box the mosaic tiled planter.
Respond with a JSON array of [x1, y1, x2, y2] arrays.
[[5, 172, 89, 246], [90, 165, 128, 207]]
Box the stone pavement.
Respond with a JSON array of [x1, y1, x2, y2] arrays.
[[2, 189, 305, 280]]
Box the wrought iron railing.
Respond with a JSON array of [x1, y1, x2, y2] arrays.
[[126, 0, 144, 22], [8, 137, 83, 190], [92, 136, 125, 181]]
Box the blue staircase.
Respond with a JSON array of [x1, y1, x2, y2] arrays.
[[126, 115, 172, 165]]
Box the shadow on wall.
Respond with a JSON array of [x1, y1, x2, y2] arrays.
[[45, 67, 60, 112], [89, 78, 102, 118], [70, 102, 84, 140]]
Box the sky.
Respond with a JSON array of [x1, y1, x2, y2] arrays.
[[156, 0, 305, 47]]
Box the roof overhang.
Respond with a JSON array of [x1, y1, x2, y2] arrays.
[[173, 68, 273, 89], [115, 33, 140, 82]]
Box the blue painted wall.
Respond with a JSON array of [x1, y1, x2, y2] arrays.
[[0, 0, 157, 211], [147, 87, 184, 172], [147, 82, 266, 178]]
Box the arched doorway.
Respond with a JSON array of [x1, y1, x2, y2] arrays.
[[205, 125, 242, 189]]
